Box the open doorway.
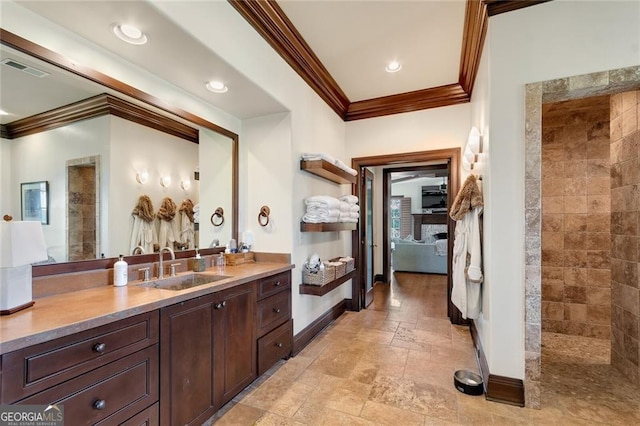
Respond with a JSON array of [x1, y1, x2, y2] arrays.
[[351, 148, 464, 325]]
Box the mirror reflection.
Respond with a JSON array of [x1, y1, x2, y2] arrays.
[[0, 43, 235, 263]]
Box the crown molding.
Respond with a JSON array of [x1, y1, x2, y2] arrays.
[[346, 83, 469, 121], [228, 0, 350, 118], [3, 93, 199, 142], [460, 0, 488, 95], [484, 0, 552, 17]]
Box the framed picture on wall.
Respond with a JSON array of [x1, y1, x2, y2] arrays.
[[21, 181, 49, 225]]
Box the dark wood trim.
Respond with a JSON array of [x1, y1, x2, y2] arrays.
[[374, 274, 384, 283], [291, 299, 347, 356], [484, 0, 552, 17], [470, 321, 525, 406], [300, 222, 357, 232], [351, 149, 461, 320], [0, 124, 9, 139], [0, 29, 236, 140], [32, 247, 225, 278], [345, 84, 469, 121], [300, 159, 357, 184], [3, 93, 198, 142], [228, 0, 350, 118], [459, 0, 488, 95], [299, 270, 355, 296]]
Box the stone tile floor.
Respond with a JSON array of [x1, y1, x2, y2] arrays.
[[212, 272, 639, 425]]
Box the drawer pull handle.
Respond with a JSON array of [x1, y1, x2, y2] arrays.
[[275, 281, 281, 287], [222, 300, 226, 307], [93, 399, 106, 410], [276, 342, 283, 348], [214, 303, 222, 310], [273, 308, 281, 313], [93, 343, 106, 353]]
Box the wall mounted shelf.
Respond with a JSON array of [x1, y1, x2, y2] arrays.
[[300, 222, 357, 232], [299, 270, 356, 296], [300, 159, 357, 185]]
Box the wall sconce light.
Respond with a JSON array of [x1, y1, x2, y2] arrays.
[[136, 169, 149, 184], [181, 179, 191, 191], [463, 127, 484, 177], [160, 175, 171, 188]]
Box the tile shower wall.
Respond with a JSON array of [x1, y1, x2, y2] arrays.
[[610, 90, 639, 382], [68, 165, 97, 261], [541, 95, 611, 339]]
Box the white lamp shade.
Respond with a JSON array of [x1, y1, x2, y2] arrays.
[[467, 127, 482, 154], [0, 221, 48, 267]]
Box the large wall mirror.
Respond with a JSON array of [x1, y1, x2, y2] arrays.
[[0, 30, 238, 273]]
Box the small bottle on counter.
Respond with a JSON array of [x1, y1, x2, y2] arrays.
[[192, 247, 206, 272], [216, 252, 226, 273], [114, 255, 128, 287]]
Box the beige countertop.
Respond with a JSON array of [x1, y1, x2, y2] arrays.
[[0, 262, 294, 355]]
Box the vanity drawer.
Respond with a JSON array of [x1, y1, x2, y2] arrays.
[[258, 319, 292, 375], [18, 345, 159, 426], [257, 271, 291, 300], [1, 311, 159, 403], [256, 290, 291, 337], [120, 402, 159, 426]]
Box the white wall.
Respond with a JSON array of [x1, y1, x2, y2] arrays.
[[478, 0, 640, 379], [1, 139, 13, 220], [199, 128, 234, 248], [109, 117, 198, 257], [7, 117, 110, 261]]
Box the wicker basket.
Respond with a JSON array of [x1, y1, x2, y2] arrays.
[[224, 252, 255, 266], [302, 264, 336, 286], [329, 258, 346, 278], [343, 258, 355, 273]]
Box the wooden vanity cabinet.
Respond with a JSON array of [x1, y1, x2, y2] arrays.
[[159, 281, 256, 426], [256, 271, 293, 375], [0, 311, 159, 425]]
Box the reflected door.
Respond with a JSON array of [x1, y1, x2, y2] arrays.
[[363, 168, 375, 308]]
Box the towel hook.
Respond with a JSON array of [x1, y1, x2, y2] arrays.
[[258, 205, 270, 227], [210, 207, 225, 226]]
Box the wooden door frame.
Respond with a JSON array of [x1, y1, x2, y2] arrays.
[[351, 148, 464, 324]]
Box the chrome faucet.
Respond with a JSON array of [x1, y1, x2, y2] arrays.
[[132, 245, 145, 255], [158, 247, 175, 279]]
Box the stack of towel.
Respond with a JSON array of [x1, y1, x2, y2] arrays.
[[338, 195, 359, 223], [301, 153, 358, 176], [302, 195, 360, 223]]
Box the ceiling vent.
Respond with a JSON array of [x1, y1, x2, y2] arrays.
[[1, 58, 50, 78]]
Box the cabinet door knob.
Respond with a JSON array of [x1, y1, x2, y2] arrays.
[[222, 300, 226, 308], [93, 399, 106, 410], [93, 343, 106, 353], [275, 281, 281, 287], [214, 303, 222, 310], [276, 342, 283, 348], [273, 308, 281, 313]]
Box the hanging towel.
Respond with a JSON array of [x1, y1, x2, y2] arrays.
[[450, 174, 484, 320]]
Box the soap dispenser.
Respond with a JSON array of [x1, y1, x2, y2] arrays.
[[114, 255, 128, 287], [191, 247, 206, 272]]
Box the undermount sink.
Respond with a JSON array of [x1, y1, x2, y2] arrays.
[[140, 273, 231, 291]]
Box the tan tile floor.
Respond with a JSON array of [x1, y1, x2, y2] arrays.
[[212, 272, 640, 425]]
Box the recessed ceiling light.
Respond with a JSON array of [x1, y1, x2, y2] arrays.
[[206, 81, 228, 93], [113, 24, 148, 45], [386, 60, 402, 73]]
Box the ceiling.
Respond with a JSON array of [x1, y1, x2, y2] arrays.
[[1, 0, 547, 125]]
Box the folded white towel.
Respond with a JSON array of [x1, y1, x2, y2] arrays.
[[349, 211, 359, 219], [339, 201, 351, 212], [335, 159, 358, 176], [305, 195, 341, 209], [301, 153, 337, 164], [339, 195, 359, 205], [339, 217, 358, 223], [350, 204, 360, 213], [302, 214, 339, 223], [305, 207, 340, 218]]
